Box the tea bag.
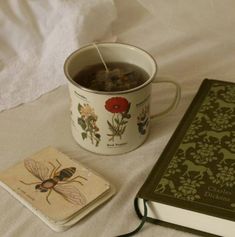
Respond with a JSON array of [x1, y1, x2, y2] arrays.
[[93, 43, 136, 91]]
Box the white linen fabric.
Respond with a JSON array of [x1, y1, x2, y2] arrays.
[[0, 0, 116, 112], [0, 1, 235, 237]]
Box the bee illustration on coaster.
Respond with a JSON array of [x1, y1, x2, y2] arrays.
[[20, 159, 88, 205]]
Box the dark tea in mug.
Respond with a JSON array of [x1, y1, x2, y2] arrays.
[[72, 62, 149, 92]]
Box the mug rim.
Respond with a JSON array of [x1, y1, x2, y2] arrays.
[[64, 42, 158, 95]]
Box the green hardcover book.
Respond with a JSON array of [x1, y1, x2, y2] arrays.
[[135, 79, 235, 237]]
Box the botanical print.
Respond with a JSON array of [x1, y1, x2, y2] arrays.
[[208, 107, 234, 131], [77, 103, 101, 146], [223, 131, 235, 152], [199, 96, 214, 112], [220, 85, 235, 103], [189, 140, 220, 164], [20, 159, 87, 205], [171, 177, 205, 201], [183, 117, 202, 142], [163, 149, 185, 177], [105, 97, 131, 141], [137, 104, 149, 135], [210, 164, 235, 188], [155, 82, 235, 209]]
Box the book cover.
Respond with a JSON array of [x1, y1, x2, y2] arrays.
[[0, 147, 115, 231], [136, 79, 235, 236]]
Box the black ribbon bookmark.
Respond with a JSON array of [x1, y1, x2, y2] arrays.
[[115, 199, 148, 237]]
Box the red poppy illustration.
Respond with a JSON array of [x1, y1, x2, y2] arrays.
[[105, 97, 129, 113], [105, 97, 131, 141]]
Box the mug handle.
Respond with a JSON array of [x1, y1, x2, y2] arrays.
[[150, 77, 181, 120]]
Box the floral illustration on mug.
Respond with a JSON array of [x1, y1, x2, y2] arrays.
[[77, 103, 101, 146], [105, 97, 131, 141], [137, 104, 149, 135]]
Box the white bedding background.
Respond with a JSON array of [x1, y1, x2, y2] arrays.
[[1, 0, 235, 112], [0, 0, 116, 112], [0, 1, 235, 237]]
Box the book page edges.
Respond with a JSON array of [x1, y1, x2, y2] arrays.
[[136, 197, 235, 237]]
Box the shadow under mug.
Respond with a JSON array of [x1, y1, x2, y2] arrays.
[[64, 42, 181, 155]]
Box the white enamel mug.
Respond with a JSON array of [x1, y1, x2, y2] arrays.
[[64, 43, 180, 155]]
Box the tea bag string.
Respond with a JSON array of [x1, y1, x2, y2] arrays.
[[93, 43, 109, 73]]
